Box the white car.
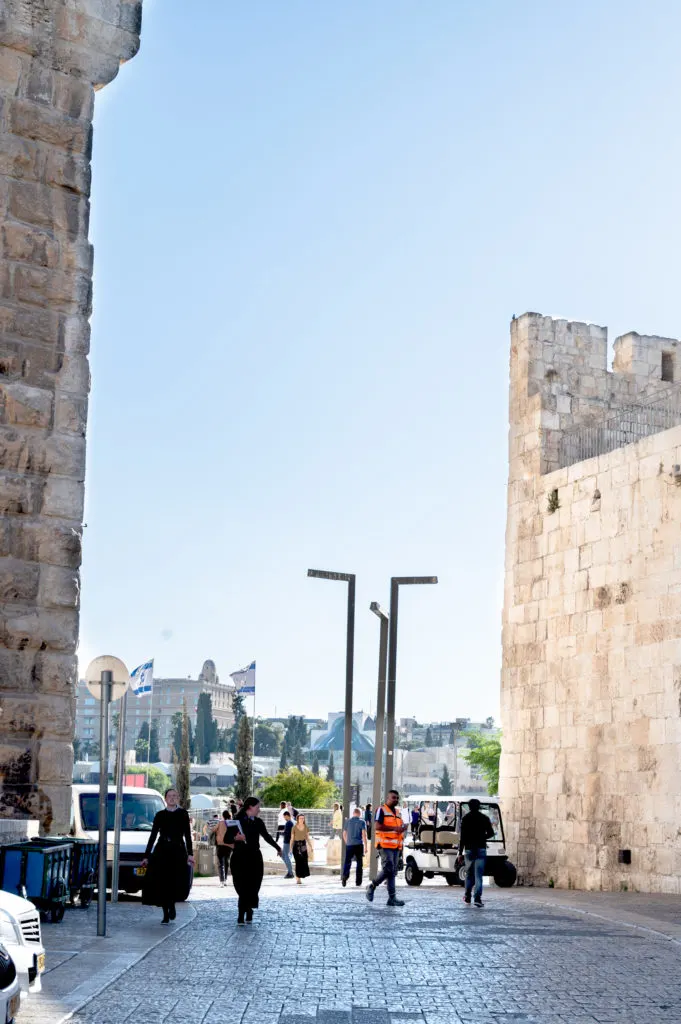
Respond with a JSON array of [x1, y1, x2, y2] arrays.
[[0, 890, 45, 1000], [0, 944, 21, 1023]]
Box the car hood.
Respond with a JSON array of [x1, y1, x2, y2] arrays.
[[0, 890, 37, 918]]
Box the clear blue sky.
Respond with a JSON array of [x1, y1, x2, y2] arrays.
[[81, 0, 681, 721]]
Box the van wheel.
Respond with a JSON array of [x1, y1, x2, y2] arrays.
[[493, 862, 517, 888], [445, 874, 458, 886], [405, 862, 423, 887]]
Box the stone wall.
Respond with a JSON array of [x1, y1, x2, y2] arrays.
[[0, 0, 142, 832], [500, 313, 681, 892]]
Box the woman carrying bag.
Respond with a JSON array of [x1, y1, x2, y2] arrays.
[[140, 787, 194, 925], [230, 796, 282, 924], [291, 813, 313, 884]]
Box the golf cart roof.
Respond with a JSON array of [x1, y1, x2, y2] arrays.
[[406, 794, 499, 804]]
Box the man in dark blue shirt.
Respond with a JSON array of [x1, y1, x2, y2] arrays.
[[341, 808, 367, 887], [281, 812, 294, 879]]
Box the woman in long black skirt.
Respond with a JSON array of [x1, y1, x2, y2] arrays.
[[141, 787, 194, 924], [230, 796, 282, 925]]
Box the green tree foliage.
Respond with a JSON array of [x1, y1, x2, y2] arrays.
[[292, 742, 303, 769], [73, 737, 82, 761], [463, 732, 501, 795], [254, 721, 281, 757], [228, 694, 247, 753], [425, 727, 433, 747], [135, 721, 150, 763], [195, 693, 215, 763], [311, 753, 320, 776], [234, 715, 253, 800], [125, 765, 171, 796], [279, 745, 288, 771], [259, 768, 338, 808], [149, 721, 160, 763], [327, 750, 335, 781], [437, 764, 453, 795], [176, 699, 191, 808]]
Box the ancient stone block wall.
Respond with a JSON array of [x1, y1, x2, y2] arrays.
[[500, 313, 681, 892], [0, 0, 142, 831]]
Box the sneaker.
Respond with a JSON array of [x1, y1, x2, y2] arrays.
[[284, 874, 294, 879], [386, 896, 405, 907], [341, 878, 347, 887], [474, 898, 484, 908], [365, 884, 375, 903], [463, 894, 471, 905]]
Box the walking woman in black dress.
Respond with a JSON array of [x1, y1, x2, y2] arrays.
[[230, 796, 282, 925], [141, 787, 194, 924]]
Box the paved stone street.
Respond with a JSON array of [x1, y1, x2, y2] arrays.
[[27, 876, 681, 1024]]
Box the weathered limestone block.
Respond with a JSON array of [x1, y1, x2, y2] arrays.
[[501, 313, 681, 893], [0, 0, 142, 831]]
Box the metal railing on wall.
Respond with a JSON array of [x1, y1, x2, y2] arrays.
[[558, 385, 681, 469]]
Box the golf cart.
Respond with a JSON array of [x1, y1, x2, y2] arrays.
[[403, 796, 517, 888]]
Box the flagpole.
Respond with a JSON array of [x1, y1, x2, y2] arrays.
[[251, 689, 256, 794], [146, 686, 152, 787]]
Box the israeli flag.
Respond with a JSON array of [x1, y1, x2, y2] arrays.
[[131, 660, 154, 696], [230, 660, 255, 695]]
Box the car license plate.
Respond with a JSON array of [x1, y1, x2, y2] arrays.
[[7, 993, 20, 1022], [134, 867, 146, 877], [37, 953, 45, 973]]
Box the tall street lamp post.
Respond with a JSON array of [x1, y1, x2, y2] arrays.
[[307, 569, 356, 863], [369, 601, 388, 881], [385, 576, 438, 793]]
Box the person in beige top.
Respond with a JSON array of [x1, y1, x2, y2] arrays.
[[214, 810, 235, 887], [290, 814, 312, 884]]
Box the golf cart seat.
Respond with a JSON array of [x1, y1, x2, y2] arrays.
[[418, 829, 459, 847]]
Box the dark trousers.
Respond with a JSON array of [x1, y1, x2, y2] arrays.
[[342, 844, 364, 885], [373, 847, 399, 897], [216, 845, 231, 883]]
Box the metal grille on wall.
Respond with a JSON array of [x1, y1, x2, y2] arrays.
[[559, 386, 681, 469]]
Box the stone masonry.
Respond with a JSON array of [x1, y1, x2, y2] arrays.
[[500, 313, 681, 892], [0, 1, 142, 832]]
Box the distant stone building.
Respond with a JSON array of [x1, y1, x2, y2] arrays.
[[501, 313, 681, 892], [75, 659, 234, 762]]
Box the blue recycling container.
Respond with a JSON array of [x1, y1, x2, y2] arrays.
[[30, 837, 98, 907], [0, 841, 72, 922]]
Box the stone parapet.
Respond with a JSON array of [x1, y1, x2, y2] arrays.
[[0, 1, 142, 832]]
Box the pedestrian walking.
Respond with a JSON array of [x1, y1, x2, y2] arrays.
[[230, 796, 282, 925], [276, 801, 287, 839], [290, 813, 312, 884], [341, 807, 367, 887], [458, 798, 495, 908], [364, 803, 373, 841], [215, 809, 235, 886], [141, 787, 194, 925], [281, 811, 294, 878], [365, 789, 408, 908], [286, 801, 299, 821], [410, 806, 420, 837], [331, 802, 342, 838]]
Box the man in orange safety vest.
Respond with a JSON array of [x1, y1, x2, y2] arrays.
[[365, 788, 408, 907]]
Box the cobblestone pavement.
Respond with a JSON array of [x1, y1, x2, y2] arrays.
[[48, 877, 681, 1024]]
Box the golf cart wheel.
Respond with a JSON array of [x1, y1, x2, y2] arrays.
[[404, 861, 423, 887], [445, 873, 458, 886], [457, 862, 468, 885], [494, 862, 517, 888]]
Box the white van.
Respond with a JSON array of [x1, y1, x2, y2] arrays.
[[71, 785, 165, 894]]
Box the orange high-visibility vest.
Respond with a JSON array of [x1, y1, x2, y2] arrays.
[[375, 803, 404, 850]]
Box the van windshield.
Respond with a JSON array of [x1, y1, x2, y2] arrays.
[[79, 793, 164, 831]]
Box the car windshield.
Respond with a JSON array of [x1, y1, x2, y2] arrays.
[[80, 793, 164, 831], [459, 802, 504, 841]]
